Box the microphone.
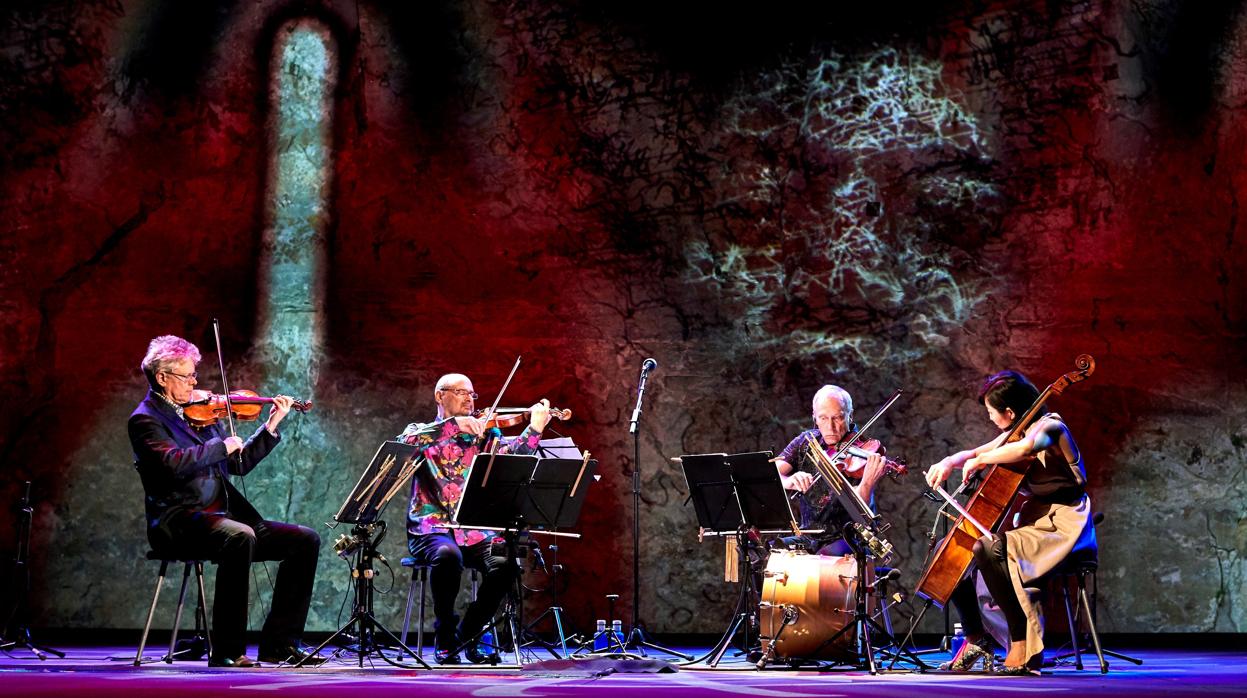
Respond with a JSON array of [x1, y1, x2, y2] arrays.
[[630, 358, 658, 434]]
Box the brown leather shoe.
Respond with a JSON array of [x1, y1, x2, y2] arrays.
[[208, 654, 260, 668]]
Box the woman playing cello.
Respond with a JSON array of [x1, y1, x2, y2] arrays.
[[924, 370, 1097, 675]]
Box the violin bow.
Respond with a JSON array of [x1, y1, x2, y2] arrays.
[[211, 318, 243, 465], [211, 318, 238, 440], [478, 355, 521, 487], [479, 355, 522, 432]]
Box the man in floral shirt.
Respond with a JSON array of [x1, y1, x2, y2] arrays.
[[398, 373, 550, 664]]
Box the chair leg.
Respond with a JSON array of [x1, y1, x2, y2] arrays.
[[164, 562, 193, 663], [1060, 577, 1083, 670], [134, 560, 170, 666], [195, 561, 213, 660], [1077, 574, 1109, 673], [401, 567, 418, 651], [417, 569, 428, 657]]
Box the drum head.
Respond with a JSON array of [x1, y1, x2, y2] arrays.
[[759, 552, 872, 661]]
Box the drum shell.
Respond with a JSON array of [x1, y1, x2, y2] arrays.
[[759, 551, 872, 660]]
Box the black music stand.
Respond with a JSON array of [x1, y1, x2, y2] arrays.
[[679, 451, 795, 667], [451, 452, 597, 667], [300, 441, 429, 668]]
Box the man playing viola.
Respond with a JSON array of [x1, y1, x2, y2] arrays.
[[128, 335, 322, 668], [774, 384, 887, 555], [398, 373, 551, 664]]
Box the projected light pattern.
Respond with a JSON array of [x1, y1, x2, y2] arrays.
[[247, 20, 336, 553], [695, 47, 998, 367], [257, 21, 333, 388]]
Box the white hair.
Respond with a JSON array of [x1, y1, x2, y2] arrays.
[[141, 335, 201, 388], [811, 384, 853, 421]]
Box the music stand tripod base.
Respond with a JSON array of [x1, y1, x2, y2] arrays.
[[307, 441, 430, 668]]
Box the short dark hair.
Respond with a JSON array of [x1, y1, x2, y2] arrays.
[[977, 370, 1046, 421]]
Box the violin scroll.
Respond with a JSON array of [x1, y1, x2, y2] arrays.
[[1050, 354, 1096, 396]]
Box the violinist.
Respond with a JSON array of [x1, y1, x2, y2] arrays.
[[397, 373, 551, 664], [127, 335, 322, 668], [924, 370, 1096, 676], [774, 385, 887, 555]]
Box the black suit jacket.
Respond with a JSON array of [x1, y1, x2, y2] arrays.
[[128, 390, 280, 550]]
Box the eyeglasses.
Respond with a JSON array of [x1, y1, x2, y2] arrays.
[[163, 371, 198, 383], [438, 388, 478, 400]]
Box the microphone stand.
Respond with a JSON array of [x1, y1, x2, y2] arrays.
[[1, 481, 64, 659], [622, 360, 690, 659]]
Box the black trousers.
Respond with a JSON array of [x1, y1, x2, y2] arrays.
[[163, 514, 321, 658], [408, 533, 519, 645], [949, 534, 1027, 644]]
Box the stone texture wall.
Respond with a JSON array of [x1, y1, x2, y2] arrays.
[[1, 0, 1244, 637]]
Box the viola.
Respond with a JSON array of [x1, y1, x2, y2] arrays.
[[184, 389, 313, 428], [834, 432, 908, 480], [474, 406, 572, 429]]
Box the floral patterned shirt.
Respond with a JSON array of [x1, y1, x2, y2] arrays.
[[399, 417, 542, 546]]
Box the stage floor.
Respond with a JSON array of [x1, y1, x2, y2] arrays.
[[1, 641, 1244, 697]]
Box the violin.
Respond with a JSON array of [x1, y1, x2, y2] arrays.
[[833, 432, 908, 480], [184, 388, 313, 428], [473, 406, 572, 429]]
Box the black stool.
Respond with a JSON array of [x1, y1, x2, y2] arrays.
[[1049, 549, 1142, 673], [399, 557, 479, 656], [133, 552, 213, 666]]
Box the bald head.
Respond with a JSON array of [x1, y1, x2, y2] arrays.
[[434, 373, 476, 418]]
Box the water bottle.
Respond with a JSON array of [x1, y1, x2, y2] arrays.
[[950, 622, 965, 658], [610, 619, 623, 648], [593, 619, 607, 651], [480, 629, 494, 652]]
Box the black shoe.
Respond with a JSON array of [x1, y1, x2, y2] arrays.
[[258, 643, 327, 667], [465, 645, 501, 665], [208, 654, 260, 668], [172, 635, 208, 660], [435, 648, 462, 665]]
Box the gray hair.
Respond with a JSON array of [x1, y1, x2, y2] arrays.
[[141, 335, 201, 389], [812, 384, 853, 421]]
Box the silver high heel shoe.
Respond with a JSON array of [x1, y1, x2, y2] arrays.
[[947, 637, 995, 672]]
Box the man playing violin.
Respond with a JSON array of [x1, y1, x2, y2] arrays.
[[398, 373, 551, 664], [774, 384, 887, 555], [924, 370, 1096, 675], [127, 335, 322, 668]]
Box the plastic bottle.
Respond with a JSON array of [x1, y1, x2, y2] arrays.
[[593, 619, 607, 651], [610, 619, 623, 649], [950, 622, 965, 658]]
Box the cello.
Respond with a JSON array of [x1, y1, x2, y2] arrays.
[[913, 354, 1095, 607]]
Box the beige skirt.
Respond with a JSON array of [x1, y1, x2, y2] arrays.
[[975, 494, 1096, 664]]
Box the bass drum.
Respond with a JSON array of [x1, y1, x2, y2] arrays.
[[759, 551, 871, 660]]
